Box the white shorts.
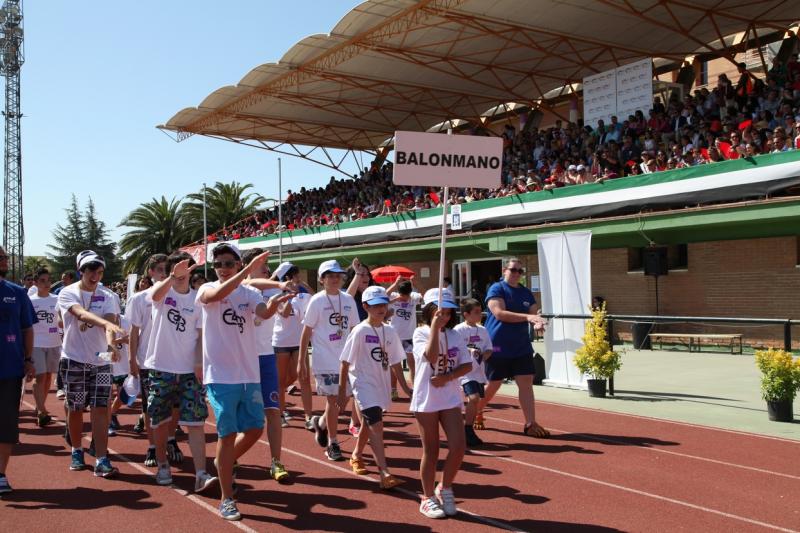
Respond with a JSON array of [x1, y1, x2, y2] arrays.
[[314, 373, 352, 397]]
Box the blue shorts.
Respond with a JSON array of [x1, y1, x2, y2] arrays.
[[206, 383, 265, 438], [258, 354, 280, 410], [462, 380, 485, 398], [485, 354, 535, 382]]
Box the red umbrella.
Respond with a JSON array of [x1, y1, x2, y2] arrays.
[[371, 265, 415, 283]]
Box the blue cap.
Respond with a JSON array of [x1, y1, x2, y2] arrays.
[[318, 259, 346, 276], [362, 285, 390, 305], [423, 287, 459, 309]]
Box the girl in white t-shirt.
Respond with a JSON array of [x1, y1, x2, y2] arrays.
[[452, 299, 493, 448], [386, 276, 421, 399], [411, 288, 472, 520], [338, 285, 407, 490]]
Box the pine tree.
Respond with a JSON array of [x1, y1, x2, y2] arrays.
[[47, 194, 85, 276], [84, 197, 121, 280]]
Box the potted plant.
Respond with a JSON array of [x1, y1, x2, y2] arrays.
[[574, 303, 622, 397], [754, 348, 800, 422]]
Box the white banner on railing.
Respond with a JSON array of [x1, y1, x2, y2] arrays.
[[538, 231, 592, 388]]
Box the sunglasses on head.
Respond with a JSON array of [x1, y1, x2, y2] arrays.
[[213, 260, 237, 269], [507, 267, 525, 274]]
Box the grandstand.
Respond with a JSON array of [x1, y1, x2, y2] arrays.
[[160, 0, 800, 345]]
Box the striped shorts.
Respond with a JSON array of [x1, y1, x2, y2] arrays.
[[60, 359, 113, 410]]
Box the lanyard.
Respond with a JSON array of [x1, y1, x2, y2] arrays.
[[325, 291, 343, 335], [430, 328, 449, 374], [369, 323, 388, 370], [79, 285, 98, 332]]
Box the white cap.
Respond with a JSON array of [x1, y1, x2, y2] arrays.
[[318, 259, 346, 276], [76, 250, 94, 268], [212, 243, 241, 260], [361, 285, 390, 305], [77, 251, 106, 270], [568, 164, 577, 171], [423, 287, 459, 309], [274, 261, 294, 280], [576, 164, 585, 171]]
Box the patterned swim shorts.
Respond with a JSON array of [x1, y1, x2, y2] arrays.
[[60, 359, 113, 411], [146, 371, 208, 428]]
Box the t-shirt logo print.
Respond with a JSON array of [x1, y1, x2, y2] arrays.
[[369, 346, 389, 370], [328, 313, 348, 330], [36, 310, 54, 324], [167, 308, 186, 332], [222, 308, 245, 333], [395, 308, 412, 320]]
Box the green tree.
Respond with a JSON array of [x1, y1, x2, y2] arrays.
[[47, 194, 85, 276], [23, 256, 49, 276], [118, 196, 189, 275], [182, 181, 265, 242], [47, 195, 121, 281]]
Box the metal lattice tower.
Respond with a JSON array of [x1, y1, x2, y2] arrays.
[[0, 0, 23, 281]]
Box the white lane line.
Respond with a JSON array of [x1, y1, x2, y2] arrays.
[[469, 449, 799, 533], [20, 400, 256, 533], [509, 395, 800, 444], [204, 420, 528, 533], [483, 414, 800, 481]]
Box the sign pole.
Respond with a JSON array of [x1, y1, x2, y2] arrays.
[[437, 128, 453, 307], [278, 158, 283, 263], [202, 182, 208, 277]]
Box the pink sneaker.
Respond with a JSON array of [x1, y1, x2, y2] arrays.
[[348, 424, 360, 437]]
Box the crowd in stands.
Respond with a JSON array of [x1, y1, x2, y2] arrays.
[[205, 53, 800, 244]]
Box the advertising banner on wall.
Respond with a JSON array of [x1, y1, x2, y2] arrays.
[[583, 58, 652, 128]]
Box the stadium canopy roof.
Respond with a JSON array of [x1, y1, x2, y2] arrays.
[[159, 0, 800, 170]]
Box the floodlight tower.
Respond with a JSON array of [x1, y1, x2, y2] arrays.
[[0, 0, 23, 281]]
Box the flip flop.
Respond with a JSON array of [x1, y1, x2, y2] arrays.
[[350, 457, 368, 475], [524, 423, 550, 438], [379, 474, 405, 490]]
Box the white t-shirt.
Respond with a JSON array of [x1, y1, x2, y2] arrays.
[[30, 293, 61, 348], [389, 292, 422, 341], [410, 326, 471, 413], [197, 281, 264, 384], [302, 290, 360, 374], [453, 322, 493, 385], [254, 287, 281, 355], [57, 283, 120, 365], [127, 290, 154, 367], [272, 292, 310, 348], [112, 315, 132, 377], [144, 286, 202, 374], [340, 322, 405, 411]]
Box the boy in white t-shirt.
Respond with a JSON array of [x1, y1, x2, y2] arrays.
[[338, 286, 406, 489], [57, 251, 128, 478], [411, 288, 472, 519], [453, 299, 493, 448], [242, 249, 294, 484], [196, 244, 286, 522], [146, 252, 217, 493], [386, 276, 421, 399], [29, 268, 61, 427], [107, 314, 131, 437], [299, 259, 360, 462]]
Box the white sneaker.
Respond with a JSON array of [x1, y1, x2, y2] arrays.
[[155, 465, 172, 486], [419, 497, 446, 519], [194, 470, 218, 493], [435, 484, 457, 516], [56, 389, 65, 400]]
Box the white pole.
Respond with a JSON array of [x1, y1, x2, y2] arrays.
[[437, 127, 453, 307], [278, 158, 283, 263], [202, 182, 208, 277]]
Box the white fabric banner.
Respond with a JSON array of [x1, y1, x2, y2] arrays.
[[538, 231, 592, 388]]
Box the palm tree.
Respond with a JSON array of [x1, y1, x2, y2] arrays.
[[182, 181, 266, 242], [118, 196, 189, 275]]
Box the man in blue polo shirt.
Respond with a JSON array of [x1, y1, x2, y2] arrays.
[[479, 258, 549, 438], [0, 246, 36, 494]]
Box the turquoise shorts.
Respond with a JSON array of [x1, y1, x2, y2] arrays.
[[206, 382, 265, 438]]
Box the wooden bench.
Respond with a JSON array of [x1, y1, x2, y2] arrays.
[[648, 333, 743, 354]]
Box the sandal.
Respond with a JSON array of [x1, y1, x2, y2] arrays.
[[523, 422, 550, 438], [379, 474, 404, 490], [350, 457, 368, 475], [473, 413, 485, 431]]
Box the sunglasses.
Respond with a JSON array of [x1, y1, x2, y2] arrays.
[[507, 267, 525, 274], [213, 260, 237, 269]]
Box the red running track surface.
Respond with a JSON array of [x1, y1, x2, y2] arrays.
[[2, 387, 798, 532]]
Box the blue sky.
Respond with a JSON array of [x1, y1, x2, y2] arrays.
[[20, 1, 360, 256]]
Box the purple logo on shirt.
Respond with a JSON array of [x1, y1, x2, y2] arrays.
[[329, 333, 342, 341], [469, 335, 481, 343], [48, 327, 58, 333], [165, 297, 177, 307], [493, 346, 501, 352], [91, 295, 105, 302], [6, 334, 16, 342], [448, 347, 458, 357], [365, 335, 380, 344]]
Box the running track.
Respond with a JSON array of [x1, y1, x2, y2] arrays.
[[2, 386, 799, 532]]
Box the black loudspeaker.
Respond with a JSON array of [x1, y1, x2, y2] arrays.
[[643, 247, 668, 276]]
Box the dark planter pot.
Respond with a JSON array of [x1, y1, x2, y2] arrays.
[[587, 378, 607, 398], [767, 400, 794, 422]]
